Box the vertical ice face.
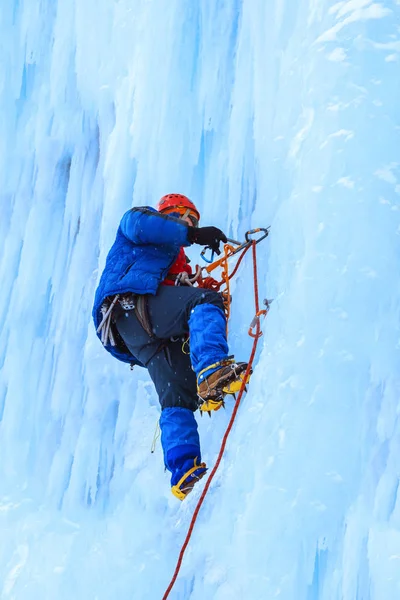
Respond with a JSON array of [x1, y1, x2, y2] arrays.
[[0, 1, 399, 599]]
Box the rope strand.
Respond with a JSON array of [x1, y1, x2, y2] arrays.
[[162, 241, 264, 599]]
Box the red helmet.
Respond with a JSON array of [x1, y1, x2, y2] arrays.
[[157, 194, 200, 222]]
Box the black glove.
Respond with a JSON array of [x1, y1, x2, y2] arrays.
[[188, 226, 227, 255]]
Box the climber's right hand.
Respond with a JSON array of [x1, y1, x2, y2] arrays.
[[188, 226, 227, 255]]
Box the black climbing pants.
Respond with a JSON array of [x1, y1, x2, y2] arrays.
[[114, 285, 224, 411]]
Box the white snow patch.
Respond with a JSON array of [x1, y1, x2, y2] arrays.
[[296, 335, 306, 347], [316, 4, 392, 43], [53, 566, 65, 574], [373, 40, 400, 52], [375, 164, 398, 184], [2, 545, 29, 596], [289, 108, 315, 159], [334, 0, 375, 19], [329, 2, 348, 15], [327, 47, 348, 61], [328, 47, 347, 62], [320, 129, 354, 148], [337, 176, 355, 188], [359, 266, 378, 278], [333, 129, 355, 140], [278, 429, 286, 448]]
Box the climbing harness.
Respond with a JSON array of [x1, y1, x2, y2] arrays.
[[97, 293, 154, 348], [162, 234, 270, 600]]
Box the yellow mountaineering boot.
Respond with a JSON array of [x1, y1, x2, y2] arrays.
[[171, 458, 207, 500], [199, 398, 226, 413], [197, 358, 252, 413]]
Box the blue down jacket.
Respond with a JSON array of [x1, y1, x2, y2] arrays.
[[92, 207, 191, 364]]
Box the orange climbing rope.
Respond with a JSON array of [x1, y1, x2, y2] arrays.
[[162, 239, 268, 600], [198, 228, 268, 329]]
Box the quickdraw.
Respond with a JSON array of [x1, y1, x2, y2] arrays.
[[199, 227, 270, 331]]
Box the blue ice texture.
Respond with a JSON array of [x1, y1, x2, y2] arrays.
[[0, 1, 399, 598]]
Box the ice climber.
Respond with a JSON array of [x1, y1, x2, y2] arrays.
[[93, 194, 248, 499]]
